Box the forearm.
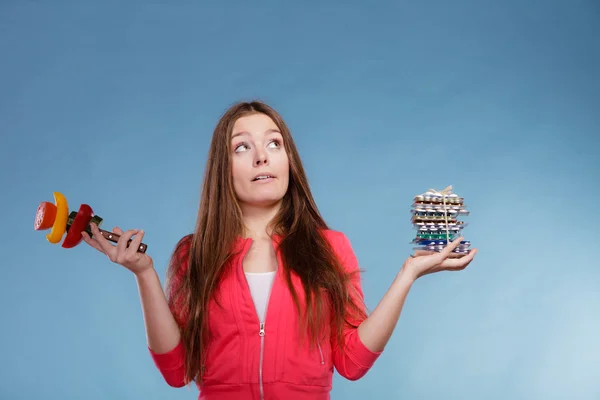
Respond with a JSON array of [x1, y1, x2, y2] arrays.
[[135, 267, 182, 354], [357, 268, 414, 352]]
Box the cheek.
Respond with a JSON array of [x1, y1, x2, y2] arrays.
[[273, 151, 290, 174], [280, 155, 290, 181], [231, 159, 248, 188]]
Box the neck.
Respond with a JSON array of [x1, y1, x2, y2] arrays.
[[240, 201, 282, 239]]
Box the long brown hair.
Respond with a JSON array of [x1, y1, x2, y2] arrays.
[[165, 100, 367, 385]]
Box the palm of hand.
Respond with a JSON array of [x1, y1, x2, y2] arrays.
[[82, 224, 154, 275], [403, 236, 477, 281]]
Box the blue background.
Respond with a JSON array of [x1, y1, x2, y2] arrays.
[[1, 1, 599, 399]]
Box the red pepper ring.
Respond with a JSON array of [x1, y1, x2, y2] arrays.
[[62, 204, 94, 248]]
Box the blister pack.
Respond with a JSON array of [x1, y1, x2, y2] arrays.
[[411, 186, 471, 256]]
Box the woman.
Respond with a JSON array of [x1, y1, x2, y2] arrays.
[[82, 100, 477, 400]]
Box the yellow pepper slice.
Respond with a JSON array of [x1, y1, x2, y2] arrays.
[[46, 191, 69, 244]]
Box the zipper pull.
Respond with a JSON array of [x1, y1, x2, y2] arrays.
[[259, 322, 265, 337]]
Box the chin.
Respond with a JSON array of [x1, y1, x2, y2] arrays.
[[254, 197, 284, 208], [240, 194, 285, 209]]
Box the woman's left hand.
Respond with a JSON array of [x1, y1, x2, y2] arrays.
[[401, 236, 477, 282]]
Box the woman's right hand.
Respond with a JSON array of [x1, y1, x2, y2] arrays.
[[82, 223, 154, 276]]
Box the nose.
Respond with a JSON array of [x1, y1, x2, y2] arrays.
[[254, 156, 268, 167], [254, 148, 269, 166]]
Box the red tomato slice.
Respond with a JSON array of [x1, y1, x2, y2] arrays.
[[34, 202, 57, 231], [62, 204, 94, 248]]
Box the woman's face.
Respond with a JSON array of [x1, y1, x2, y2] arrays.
[[230, 113, 290, 209]]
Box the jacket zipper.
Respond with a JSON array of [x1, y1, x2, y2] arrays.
[[259, 322, 266, 399], [257, 284, 275, 400], [240, 239, 276, 400]]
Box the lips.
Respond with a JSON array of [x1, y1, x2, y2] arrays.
[[252, 174, 275, 181]]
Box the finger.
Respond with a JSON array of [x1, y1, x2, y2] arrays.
[[113, 226, 123, 235], [441, 248, 477, 269], [446, 251, 468, 258], [116, 229, 138, 263], [450, 236, 465, 249], [440, 236, 464, 257], [443, 246, 475, 264], [125, 229, 144, 257], [89, 222, 117, 256], [413, 250, 436, 257], [81, 231, 105, 253]]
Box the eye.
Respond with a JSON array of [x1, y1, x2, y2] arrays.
[[234, 142, 249, 153], [268, 139, 282, 148]]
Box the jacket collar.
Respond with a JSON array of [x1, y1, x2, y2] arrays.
[[231, 233, 284, 254]]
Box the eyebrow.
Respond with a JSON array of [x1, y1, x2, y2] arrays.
[[231, 128, 281, 140]]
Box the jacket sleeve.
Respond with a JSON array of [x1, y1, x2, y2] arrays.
[[147, 235, 192, 387], [148, 340, 187, 387], [330, 232, 383, 381]]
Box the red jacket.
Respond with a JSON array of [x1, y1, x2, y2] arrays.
[[149, 230, 382, 399]]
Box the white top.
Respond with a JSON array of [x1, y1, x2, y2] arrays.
[[244, 271, 276, 323]]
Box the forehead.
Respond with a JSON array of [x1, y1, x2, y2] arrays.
[[231, 113, 280, 137]]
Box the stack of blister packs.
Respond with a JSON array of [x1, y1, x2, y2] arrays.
[[410, 186, 471, 256]]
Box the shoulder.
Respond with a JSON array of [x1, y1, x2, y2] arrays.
[[168, 234, 193, 279], [321, 229, 352, 249], [174, 234, 193, 261], [320, 229, 359, 269], [175, 233, 193, 253]]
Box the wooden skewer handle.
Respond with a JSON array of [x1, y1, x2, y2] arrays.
[[96, 228, 148, 253]]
